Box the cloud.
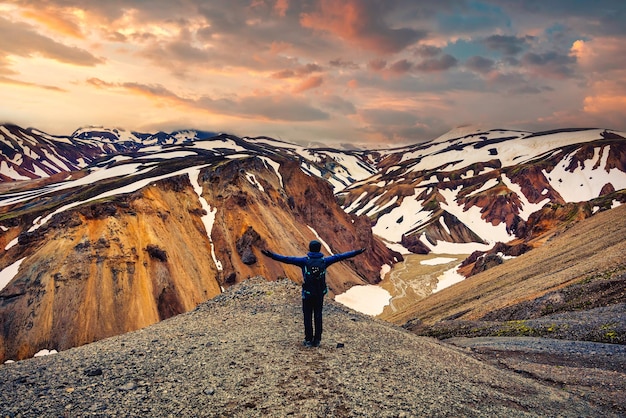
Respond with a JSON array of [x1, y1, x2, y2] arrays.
[[436, 2, 510, 34], [0, 16, 103, 66], [329, 58, 359, 69], [498, 0, 626, 37], [389, 59, 413, 74], [3, 0, 626, 143], [293, 75, 324, 93], [358, 107, 446, 143], [571, 37, 626, 128], [299, 0, 427, 53], [274, 0, 290, 17], [414, 54, 458, 72], [21, 7, 85, 38], [320, 95, 356, 115], [483, 34, 533, 55], [360, 108, 418, 126], [520, 50, 577, 79], [271, 63, 323, 80], [412, 44, 442, 57], [0, 75, 67, 92], [465, 55, 495, 74], [368, 59, 387, 71], [86, 77, 329, 122]]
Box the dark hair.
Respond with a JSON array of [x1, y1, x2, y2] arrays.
[[309, 240, 322, 252]]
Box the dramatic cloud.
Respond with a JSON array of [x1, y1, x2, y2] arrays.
[[1, 0, 626, 145], [299, 0, 427, 53], [0, 16, 102, 66]]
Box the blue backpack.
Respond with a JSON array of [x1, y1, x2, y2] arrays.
[[303, 257, 327, 297]]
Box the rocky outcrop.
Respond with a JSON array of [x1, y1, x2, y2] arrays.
[[200, 157, 400, 293]]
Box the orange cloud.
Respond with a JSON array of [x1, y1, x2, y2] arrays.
[[274, 0, 290, 17], [293, 75, 323, 93], [571, 37, 626, 126], [21, 6, 84, 38], [300, 0, 424, 53]]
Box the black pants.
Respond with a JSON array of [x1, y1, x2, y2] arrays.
[[302, 296, 324, 342]]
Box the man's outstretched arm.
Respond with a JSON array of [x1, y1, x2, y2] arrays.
[[261, 249, 307, 266], [324, 248, 366, 266]]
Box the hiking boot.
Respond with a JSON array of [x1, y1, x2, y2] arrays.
[[312, 339, 320, 347], [303, 340, 313, 347]]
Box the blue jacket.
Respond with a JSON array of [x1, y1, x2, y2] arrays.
[[264, 248, 365, 297]]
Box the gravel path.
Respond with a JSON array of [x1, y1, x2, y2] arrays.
[[0, 278, 612, 417]]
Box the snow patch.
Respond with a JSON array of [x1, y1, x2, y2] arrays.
[[245, 172, 265, 192], [33, 349, 58, 357], [0, 161, 31, 181], [433, 264, 465, 292], [187, 167, 222, 271], [421, 257, 456, 266], [380, 264, 391, 281], [0, 257, 25, 291], [335, 285, 391, 316], [260, 157, 283, 188], [543, 145, 626, 202], [307, 226, 333, 254]]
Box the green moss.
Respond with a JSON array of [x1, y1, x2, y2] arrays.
[[496, 320, 538, 337]]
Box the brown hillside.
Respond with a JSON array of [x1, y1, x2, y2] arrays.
[[0, 156, 398, 363], [385, 204, 626, 326]]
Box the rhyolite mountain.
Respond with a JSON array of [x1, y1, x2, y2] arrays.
[[0, 125, 397, 363], [0, 123, 625, 362]]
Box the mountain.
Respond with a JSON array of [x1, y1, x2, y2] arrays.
[[0, 124, 625, 363], [0, 125, 218, 182], [0, 126, 398, 363], [339, 127, 626, 269], [0, 278, 609, 417]]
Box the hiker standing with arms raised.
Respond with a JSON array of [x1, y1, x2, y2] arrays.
[[262, 240, 365, 347]]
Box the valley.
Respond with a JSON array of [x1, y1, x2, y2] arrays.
[[377, 253, 468, 318]]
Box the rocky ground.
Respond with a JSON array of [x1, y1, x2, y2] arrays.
[[0, 278, 615, 417]]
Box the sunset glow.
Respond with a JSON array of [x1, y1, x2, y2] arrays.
[[1, 0, 625, 146]]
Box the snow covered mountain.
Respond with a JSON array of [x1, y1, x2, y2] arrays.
[[340, 127, 626, 259], [0, 123, 625, 362], [0, 125, 220, 181]]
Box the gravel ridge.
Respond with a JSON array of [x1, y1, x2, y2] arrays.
[[0, 278, 611, 417]]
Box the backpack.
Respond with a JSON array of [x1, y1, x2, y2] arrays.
[[303, 256, 327, 298]]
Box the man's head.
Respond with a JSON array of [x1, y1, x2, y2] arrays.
[[309, 240, 322, 252]]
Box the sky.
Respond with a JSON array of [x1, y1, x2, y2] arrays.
[[1, 0, 625, 148]]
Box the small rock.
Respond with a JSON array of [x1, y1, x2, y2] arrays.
[[119, 381, 137, 391], [336, 343, 345, 348], [204, 388, 216, 396], [84, 367, 103, 377]]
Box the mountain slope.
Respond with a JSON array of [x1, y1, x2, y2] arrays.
[[0, 134, 399, 362], [341, 127, 626, 255], [389, 203, 626, 327], [0, 278, 607, 417]]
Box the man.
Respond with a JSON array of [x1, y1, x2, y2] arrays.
[[262, 240, 365, 347]]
